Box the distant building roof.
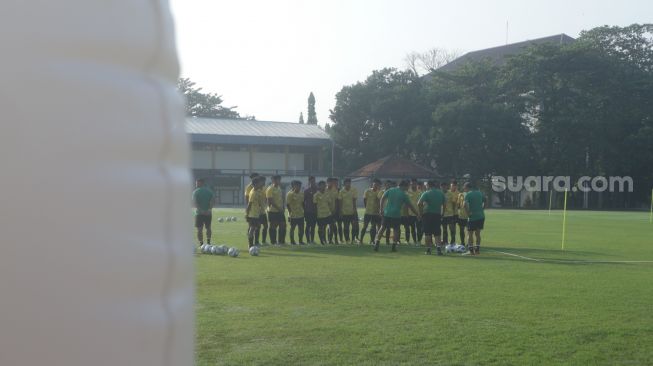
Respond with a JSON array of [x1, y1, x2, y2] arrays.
[[437, 33, 575, 72], [186, 117, 331, 147], [349, 156, 436, 178]]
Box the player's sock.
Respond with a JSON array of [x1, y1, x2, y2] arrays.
[[370, 226, 377, 244], [262, 225, 268, 243], [269, 227, 277, 245]]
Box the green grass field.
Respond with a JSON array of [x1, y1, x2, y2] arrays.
[[195, 209, 653, 366]]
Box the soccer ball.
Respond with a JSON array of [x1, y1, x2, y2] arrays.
[[228, 247, 239, 257], [201, 244, 211, 254], [454, 244, 466, 253], [210, 246, 220, 255], [218, 217, 224, 223], [218, 245, 228, 254], [445, 244, 453, 253], [248, 246, 260, 256]]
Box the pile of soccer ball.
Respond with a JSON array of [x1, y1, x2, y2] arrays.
[[199, 244, 238, 257], [444, 244, 467, 254], [199, 244, 259, 257], [217, 217, 238, 223]]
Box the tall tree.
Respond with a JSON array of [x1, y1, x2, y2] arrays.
[[177, 78, 241, 119], [307, 92, 318, 124], [329, 68, 430, 173], [299, 112, 305, 124], [404, 47, 460, 76]]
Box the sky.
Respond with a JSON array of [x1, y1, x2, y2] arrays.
[[170, 0, 651, 125]]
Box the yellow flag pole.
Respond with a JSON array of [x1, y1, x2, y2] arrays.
[[548, 190, 553, 216], [649, 188, 652, 224], [561, 189, 568, 251]]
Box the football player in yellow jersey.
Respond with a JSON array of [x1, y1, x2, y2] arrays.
[[313, 180, 335, 245], [455, 180, 468, 248], [266, 175, 286, 245], [378, 180, 395, 245], [244, 172, 259, 205], [449, 180, 462, 245], [244, 173, 264, 244], [360, 178, 381, 244], [326, 178, 340, 245], [245, 176, 264, 248], [402, 178, 422, 245], [286, 180, 305, 245], [415, 180, 425, 243], [441, 181, 457, 245], [303, 176, 318, 244], [338, 178, 358, 244], [256, 176, 268, 245]]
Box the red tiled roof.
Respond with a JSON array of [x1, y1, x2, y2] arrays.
[[349, 156, 435, 178]]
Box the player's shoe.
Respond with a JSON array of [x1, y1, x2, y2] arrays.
[[373, 241, 380, 252], [436, 246, 443, 256], [425, 247, 432, 255], [391, 243, 397, 252]]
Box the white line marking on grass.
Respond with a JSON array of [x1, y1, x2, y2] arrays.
[[488, 249, 542, 262], [487, 249, 653, 264]]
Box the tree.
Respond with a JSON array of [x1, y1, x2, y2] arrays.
[[423, 61, 535, 178], [307, 92, 318, 124], [329, 68, 430, 172], [501, 25, 653, 206], [299, 112, 305, 124], [404, 47, 460, 76], [177, 78, 241, 119]]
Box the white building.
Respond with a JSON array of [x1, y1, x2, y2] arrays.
[[186, 117, 332, 205]]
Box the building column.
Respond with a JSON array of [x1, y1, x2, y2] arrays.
[[284, 145, 289, 174], [317, 147, 324, 174], [249, 146, 254, 172]]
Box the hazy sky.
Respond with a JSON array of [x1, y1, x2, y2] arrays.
[[170, 0, 651, 125]]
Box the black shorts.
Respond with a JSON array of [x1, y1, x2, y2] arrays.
[[457, 217, 468, 226], [317, 216, 334, 226], [364, 214, 381, 225], [259, 214, 268, 224], [442, 216, 456, 225], [195, 214, 212, 229], [422, 213, 442, 236], [467, 218, 485, 231], [381, 216, 401, 232], [401, 216, 417, 225], [246, 216, 261, 226], [290, 217, 305, 226], [305, 212, 317, 225], [341, 214, 356, 222], [268, 212, 286, 224]]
